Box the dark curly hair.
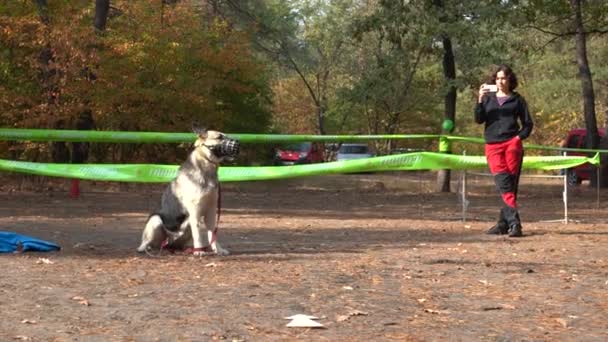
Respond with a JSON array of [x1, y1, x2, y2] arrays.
[[489, 64, 518, 91]]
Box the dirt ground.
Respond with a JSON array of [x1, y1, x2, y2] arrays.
[[1, 171, 607, 341]]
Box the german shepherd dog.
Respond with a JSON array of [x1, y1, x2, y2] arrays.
[[137, 125, 239, 256]]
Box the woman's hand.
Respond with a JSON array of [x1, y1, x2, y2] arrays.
[[478, 84, 487, 103]]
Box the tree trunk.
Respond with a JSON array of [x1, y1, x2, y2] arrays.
[[33, 0, 68, 163], [434, 0, 457, 193], [317, 105, 326, 135], [33, 0, 49, 24], [77, 1, 110, 162], [94, 0, 111, 32], [570, 0, 604, 187]]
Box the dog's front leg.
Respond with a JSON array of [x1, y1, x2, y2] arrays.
[[205, 204, 229, 256], [187, 209, 207, 256]]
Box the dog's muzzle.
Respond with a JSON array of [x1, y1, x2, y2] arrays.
[[207, 139, 240, 159]]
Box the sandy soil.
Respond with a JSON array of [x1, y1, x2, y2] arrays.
[[1, 172, 607, 341]]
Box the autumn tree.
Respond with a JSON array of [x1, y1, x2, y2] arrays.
[[0, 1, 272, 163]]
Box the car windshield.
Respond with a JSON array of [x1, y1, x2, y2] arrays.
[[339, 145, 368, 154], [281, 143, 311, 152]]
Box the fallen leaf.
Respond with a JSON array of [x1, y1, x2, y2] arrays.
[[20, 320, 36, 324], [204, 262, 217, 267], [424, 308, 450, 315], [36, 258, 53, 265], [555, 318, 569, 328], [336, 309, 368, 322], [336, 315, 349, 322], [71, 296, 90, 306]]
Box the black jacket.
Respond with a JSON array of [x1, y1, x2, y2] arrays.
[[474, 92, 534, 143]]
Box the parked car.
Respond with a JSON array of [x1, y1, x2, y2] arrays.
[[390, 147, 424, 155], [336, 143, 374, 161], [274, 142, 324, 165], [563, 128, 606, 185]]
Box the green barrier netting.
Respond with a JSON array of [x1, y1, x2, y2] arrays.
[[0, 152, 597, 183], [0, 128, 438, 144], [3, 128, 608, 154]]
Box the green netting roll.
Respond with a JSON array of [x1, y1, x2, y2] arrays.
[[0, 152, 596, 183]]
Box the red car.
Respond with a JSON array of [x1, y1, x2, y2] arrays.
[[274, 142, 324, 165], [563, 128, 605, 185]]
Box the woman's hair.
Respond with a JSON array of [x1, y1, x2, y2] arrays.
[[490, 64, 518, 91]]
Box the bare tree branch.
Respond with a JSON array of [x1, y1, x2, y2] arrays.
[[525, 25, 608, 37]]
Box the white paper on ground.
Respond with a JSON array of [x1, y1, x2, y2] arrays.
[[286, 316, 325, 328]]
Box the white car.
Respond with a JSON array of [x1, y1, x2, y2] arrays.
[[336, 143, 374, 161]]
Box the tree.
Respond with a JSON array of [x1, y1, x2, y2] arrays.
[[1, 1, 272, 163], [217, 0, 356, 135], [433, 0, 457, 192], [570, 0, 599, 150], [94, 0, 110, 32], [521, 0, 608, 186], [355, 0, 517, 187], [32, 0, 69, 163]]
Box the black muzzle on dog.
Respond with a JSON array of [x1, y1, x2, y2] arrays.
[[207, 139, 240, 159]]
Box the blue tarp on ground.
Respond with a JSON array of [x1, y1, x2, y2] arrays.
[[0, 231, 61, 253]]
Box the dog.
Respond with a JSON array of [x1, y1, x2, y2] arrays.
[[137, 125, 239, 256]]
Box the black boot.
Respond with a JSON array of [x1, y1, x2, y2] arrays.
[[508, 224, 523, 237], [502, 206, 523, 237], [486, 209, 508, 235], [486, 221, 508, 235]]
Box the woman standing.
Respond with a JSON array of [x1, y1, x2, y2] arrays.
[[475, 65, 534, 237]]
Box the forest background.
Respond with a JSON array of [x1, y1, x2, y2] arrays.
[[1, 0, 608, 188]]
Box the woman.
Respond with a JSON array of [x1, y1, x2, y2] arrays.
[[475, 65, 534, 237]]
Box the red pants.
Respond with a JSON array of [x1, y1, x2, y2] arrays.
[[485, 137, 523, 208]]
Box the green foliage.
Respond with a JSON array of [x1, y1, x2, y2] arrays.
[[2, 0, 608, 164], [92, 2, 272, 134], [0, 1, 272, 162]]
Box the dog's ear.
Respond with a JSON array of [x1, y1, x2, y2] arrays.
[[192, 123, 208, 138]]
